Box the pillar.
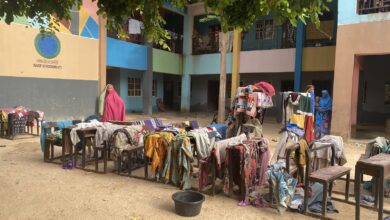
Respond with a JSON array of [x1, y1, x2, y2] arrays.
[[98, 16, 107, 93], [230, 29, 242, 106], [294, 20, 304, 92], [180, 15, 194, 112], [142, 41, 153, 115]]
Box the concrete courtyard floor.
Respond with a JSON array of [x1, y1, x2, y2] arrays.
[[0, 112, 388, 219]]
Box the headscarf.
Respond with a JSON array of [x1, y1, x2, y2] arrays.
[[101, 84, 126, 122], [98, 85, 108, 116], [319, 90, 332, 111]]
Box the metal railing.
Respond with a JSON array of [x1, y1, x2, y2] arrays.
[[241, 23, 296, 51], [357, 0, 390, 14]]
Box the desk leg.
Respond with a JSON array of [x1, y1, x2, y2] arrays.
[[355, 167, 361, 220], [379, 171, 384, 220], [94, 147, 99, 173], [346, 173, 350, 201], [104, 147, 108, 174], [82, 139, 86, 169], [322, 182, 328, 219]]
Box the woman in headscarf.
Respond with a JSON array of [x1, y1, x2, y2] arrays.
[[315, 90, 332, 139], [101, 84, 126, 122]]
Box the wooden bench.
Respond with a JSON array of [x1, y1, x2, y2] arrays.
[[303, 143, 351, 219]]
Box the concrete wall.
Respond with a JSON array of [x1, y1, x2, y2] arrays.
[[153, 49, 183, 75], [302, 46, 336, 72], [191, 53, 233, 75], [0, 22, 99, 120], [332, 20, 390, 138], [338, 0, 390, 25], [118, 69, 164, 113], [239, 49, 296, 73], [357, 55, 390, 124]]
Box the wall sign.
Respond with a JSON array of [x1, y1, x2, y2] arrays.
[[34, 33, 61, 59]]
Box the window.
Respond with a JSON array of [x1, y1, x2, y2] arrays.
[[128, 78, 141, 96], [177, 80, 182, 97], [357, 0, 390, 15], [152, 79, 157, 97], [255, 20, 274, 40]]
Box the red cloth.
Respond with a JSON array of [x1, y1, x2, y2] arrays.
[[253, 81, 275, 97], [101, 87, 126, 122], [305, 115, 314, 144]]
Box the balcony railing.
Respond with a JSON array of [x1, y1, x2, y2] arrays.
[[241, 23, 296, 51], [357, 0, 390, 14], [107, 29, 183, 54]]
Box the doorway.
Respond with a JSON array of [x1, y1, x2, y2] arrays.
[[208, 80, 220, 111], [312, 80, 333, 97], [164, 80, 174, 110]]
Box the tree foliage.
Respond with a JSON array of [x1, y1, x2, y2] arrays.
[[0, 0, 331, 44]]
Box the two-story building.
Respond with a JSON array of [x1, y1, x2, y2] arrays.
[[331, 0, 390, 138]]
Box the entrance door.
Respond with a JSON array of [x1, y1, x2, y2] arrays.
[[208, 80, 220, 111], [312, 80, 333, 97], [164, 80, 174, 110]]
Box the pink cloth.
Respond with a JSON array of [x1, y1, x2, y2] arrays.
[[253, 81, 275, 97], [101, 88, 126, 122]]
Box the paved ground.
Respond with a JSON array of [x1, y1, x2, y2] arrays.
[[0, 112, 388, 219]]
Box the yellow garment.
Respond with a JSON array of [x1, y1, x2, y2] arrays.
[[1, 111, 8, 130], [144, 132, 174, 173], [290, 114, 305, 129], [296, 139, 309, 166]]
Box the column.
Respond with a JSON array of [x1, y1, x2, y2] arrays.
[[142, 41, 153, 115], [180, 15, 194, 112], [230, 29, 242, 106], [294, 20, 304, 92], [98, 16, 107, 93]]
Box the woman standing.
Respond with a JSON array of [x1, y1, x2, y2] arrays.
[[101, 84, 126, 122], [315, 90, 332, 139]]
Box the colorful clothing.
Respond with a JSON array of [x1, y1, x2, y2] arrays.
[[144, 132, 174, 174], [315, 90, 332, 140]]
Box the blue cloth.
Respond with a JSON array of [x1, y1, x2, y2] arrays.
[[319, 90, 332, 111], [298, 182, 338, 213], [286, 123, 305, 137], [207, 124, 227, 140], [84, 115, 100, 122], [310, 91, 315, 115], [40, 120, 73, 152]]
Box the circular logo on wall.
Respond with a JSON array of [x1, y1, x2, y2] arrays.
[[34, 33, 61, 59]]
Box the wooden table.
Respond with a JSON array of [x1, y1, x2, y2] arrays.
[[355, 153, 390, 220]]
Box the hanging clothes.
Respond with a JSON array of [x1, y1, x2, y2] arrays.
[[290, 114, 305, 129], [144, 132, 175, 174], [297, 95, 313, 116], [128, 19, 144, 34], [304, 115, 315, 144]]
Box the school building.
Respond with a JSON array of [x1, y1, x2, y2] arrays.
[[0, 0, 389, 139]]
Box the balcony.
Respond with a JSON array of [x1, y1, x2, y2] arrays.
[[357, 0, 390, 14], [107, 29, 183, 54], [305, 20, 336, 47], [241, 22, 296, 51]]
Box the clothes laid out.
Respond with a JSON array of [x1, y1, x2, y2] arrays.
[[162, 134, 193, 190], [234, 83, 274, 118], [297, 182, 338, 213], [198, 134, 248, 191], [128, 19, 144, 34], [69, 119, 103, 145], [290, 114, 305, 129], [266, 160, 297, 213], [40, 120, 73, 152], [312, 135, 347, 168], [144, 132, 175, 174], [223, 138, 270, 204], [207, 124, 227, 139], [110, 125, 145, 161], [95, 123, 125, 148], [187, 128, 216, 160]]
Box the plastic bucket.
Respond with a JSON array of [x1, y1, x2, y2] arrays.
[[172, 191, 205, 217]]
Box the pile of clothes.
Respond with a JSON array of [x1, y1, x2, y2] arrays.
[[1, 106, 44, 134]]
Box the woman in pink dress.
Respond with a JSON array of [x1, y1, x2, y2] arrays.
[[101, 84, 126, 122]]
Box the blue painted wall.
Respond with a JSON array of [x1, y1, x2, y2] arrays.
[[191, 53, 233, 75], [118, 69, 163, 113], [107, 37, 147, 70], [339, 0, 390, 25]]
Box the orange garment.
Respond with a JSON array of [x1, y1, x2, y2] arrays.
[[144, 132, 174, 173]]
